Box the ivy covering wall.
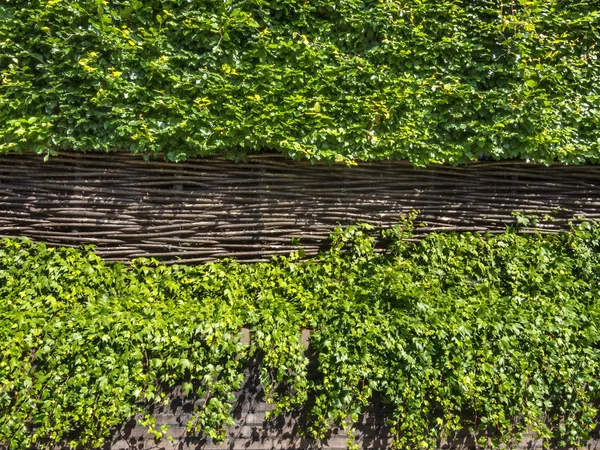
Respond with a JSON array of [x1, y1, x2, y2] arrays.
[[1, 1, 599, 164], [2, 221, 600, 449]]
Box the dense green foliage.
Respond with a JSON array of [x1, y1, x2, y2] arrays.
[[2, 222, 600, 448], [1, 1, 599, 164]]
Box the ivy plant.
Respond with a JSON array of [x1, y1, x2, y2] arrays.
[[2, 221, 600, 448]]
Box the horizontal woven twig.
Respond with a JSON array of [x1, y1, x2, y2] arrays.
[[0, 152, 598, 263]]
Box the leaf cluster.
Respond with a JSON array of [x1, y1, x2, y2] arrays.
[[0, 1, 599, 164], [2, 222, 600, 448]]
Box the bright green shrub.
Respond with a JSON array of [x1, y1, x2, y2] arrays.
[[1, 222, 600, 448], [0, 1, 598, 164]]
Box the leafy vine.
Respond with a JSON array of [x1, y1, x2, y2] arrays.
[[2, 220, 600, 448]]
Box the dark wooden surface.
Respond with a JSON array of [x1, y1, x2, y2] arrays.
[[104, 331, 586, 450], [1, 152, 599, 263], [106, 386, 552, 450]]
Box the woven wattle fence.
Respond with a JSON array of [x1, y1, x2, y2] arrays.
[[0, 152, 599, 263]]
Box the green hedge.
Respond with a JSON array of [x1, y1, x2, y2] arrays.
[[2, 221, 600, 448], [0, 1, 598, 164]]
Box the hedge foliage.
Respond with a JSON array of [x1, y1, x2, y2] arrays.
[[0, 1, 599, 164], [2, 221, 600, 449]]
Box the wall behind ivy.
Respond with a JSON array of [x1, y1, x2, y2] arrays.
[[103, 360, 557, 450], [1, 1, 598, 164]]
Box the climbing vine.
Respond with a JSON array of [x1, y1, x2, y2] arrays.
[[2, 220, 600, 448]]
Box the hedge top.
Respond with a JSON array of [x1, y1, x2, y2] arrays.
[[1, 0, 598, 165]]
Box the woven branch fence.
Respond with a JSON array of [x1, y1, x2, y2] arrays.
[[1, 152, 599, 263]]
